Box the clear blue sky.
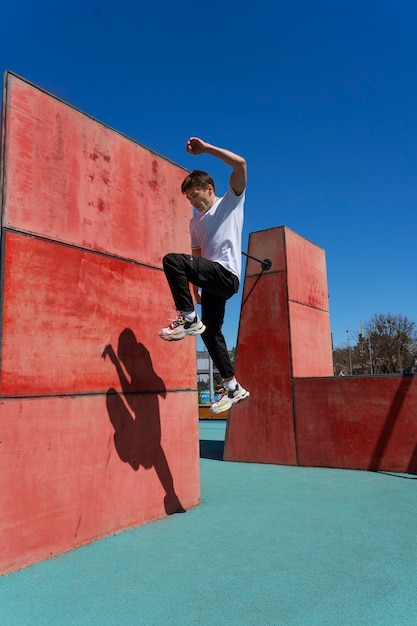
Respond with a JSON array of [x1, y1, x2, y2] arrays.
[[2, 0, 416, 350]]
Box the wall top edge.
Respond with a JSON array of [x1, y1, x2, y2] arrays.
[[3, 70, 189, 174]]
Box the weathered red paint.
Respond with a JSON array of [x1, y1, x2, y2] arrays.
[[226, 225, 417, 474], [3, 73, 190, 263], [284, 228, 333, 377], [0, 393, 199, 574], [0, 73, 199, 574], [3, 72, 417, 577], [294, 376, 417, 473], [1, 231, 196, 396], [224, 269, 296, 464], [225, 226, 333, 464]]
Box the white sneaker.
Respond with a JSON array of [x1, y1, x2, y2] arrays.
[[210, 384, 250, 414], [159, 313, 206, 341]]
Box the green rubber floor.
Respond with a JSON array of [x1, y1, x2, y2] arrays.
[[2, 420, 417, 625]]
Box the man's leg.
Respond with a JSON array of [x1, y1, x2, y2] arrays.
[[160, 253, 238, 341], [159, 253, 205, 341], [201, 290, 250, 414], [200, 290, 234, 379], [162, 253, 197, 313]]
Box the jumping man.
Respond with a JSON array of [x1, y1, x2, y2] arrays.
[[159, 137, 249, 414]]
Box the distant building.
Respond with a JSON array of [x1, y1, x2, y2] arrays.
[[196, 350, 219, 385]]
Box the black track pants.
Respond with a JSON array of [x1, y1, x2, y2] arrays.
[[162, 253, 239, 379]]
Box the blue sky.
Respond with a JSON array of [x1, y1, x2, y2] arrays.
[[1, 0, 416, 350]]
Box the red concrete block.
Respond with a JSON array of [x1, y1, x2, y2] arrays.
[[0, 72, 201, 574], [242, 227, 333, 377], [285, 228, 333, 377], [0, 392, 199, 575], [2, 73, 190, 264], [294, 376, 417, 473], [285, 228, 329, 311], [243, 226, 287, 277], [225, 270, 296, 464], [225, 226, 332, 464], [289, 302, 333, 377], [1, 231, 196, 396]]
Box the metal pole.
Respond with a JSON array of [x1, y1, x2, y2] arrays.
[[209, 356, 214, 402], [241, 251, 272, 271], [368, 336, 374, 375], [346, 330, 352, 375]]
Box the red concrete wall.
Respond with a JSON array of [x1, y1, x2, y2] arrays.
[[225, 225, 417, 473], [2, 73, 189, 262], [1, 394, 199, 574], [0, 232, 195, 395], [294, 376, 417, 473], [0, 73, 199, 574], [225, 226, 332, 464], [285, 228, 333, 377], [224, 268, 296, 464]]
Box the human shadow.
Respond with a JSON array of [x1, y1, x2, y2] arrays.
[[102, 328, 185, 514]]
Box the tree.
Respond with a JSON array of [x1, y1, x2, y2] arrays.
[[364, 313, 417, 374], [333, 346, 351, 376], [333, 313, 417, 375]]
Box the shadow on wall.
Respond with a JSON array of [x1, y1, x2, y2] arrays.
[[369, 374, 417, 473], [102, 328, 185, 515]]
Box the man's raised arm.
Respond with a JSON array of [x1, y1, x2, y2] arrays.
[[186, 137, 247, 196]]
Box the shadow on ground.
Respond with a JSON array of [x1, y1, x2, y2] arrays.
[[199, 439, 224, 461]]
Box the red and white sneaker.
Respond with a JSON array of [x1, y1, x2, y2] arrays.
[[210, 384, 250, 414], [159, 313, 206, 341]]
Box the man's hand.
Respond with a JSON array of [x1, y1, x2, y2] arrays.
[[186, 137, 207, 156], [186, 137, 246, 196]]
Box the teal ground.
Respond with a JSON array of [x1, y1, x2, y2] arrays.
[[2, 421, 417, 625]]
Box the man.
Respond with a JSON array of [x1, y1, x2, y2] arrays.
[[159, 137, 249, 414]]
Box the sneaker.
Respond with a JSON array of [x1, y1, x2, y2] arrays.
[[159, 313, 206, 341], [210, 384, 250, 414]]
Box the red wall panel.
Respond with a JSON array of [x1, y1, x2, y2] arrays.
[[241, 227, 333, 378], [285, 228, 329, 311], [222, 224, 417, 475], [1, 231, 196, 396], [225, 271, 296, 465], [2, 73, 190, 264], [294, 376, 417, 473], [289, 302, 333, 377], [225, 226, 332, 464], [284, 228, 333, 377], [0, 393, 199, 575], [0, 73, 200, 574], [243, 226, 287, 277]]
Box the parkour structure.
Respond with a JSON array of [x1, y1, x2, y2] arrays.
[[1, 72, 416, 575]]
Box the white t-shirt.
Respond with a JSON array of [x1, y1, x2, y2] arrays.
[[190, 186, 245, 281]]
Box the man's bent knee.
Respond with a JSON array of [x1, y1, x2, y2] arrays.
[[163, 252, 175, 266]]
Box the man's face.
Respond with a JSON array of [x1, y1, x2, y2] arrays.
[[184, 185, 215, 213]]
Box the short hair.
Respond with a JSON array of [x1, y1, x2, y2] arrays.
[[181, 170, 215, 194]]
